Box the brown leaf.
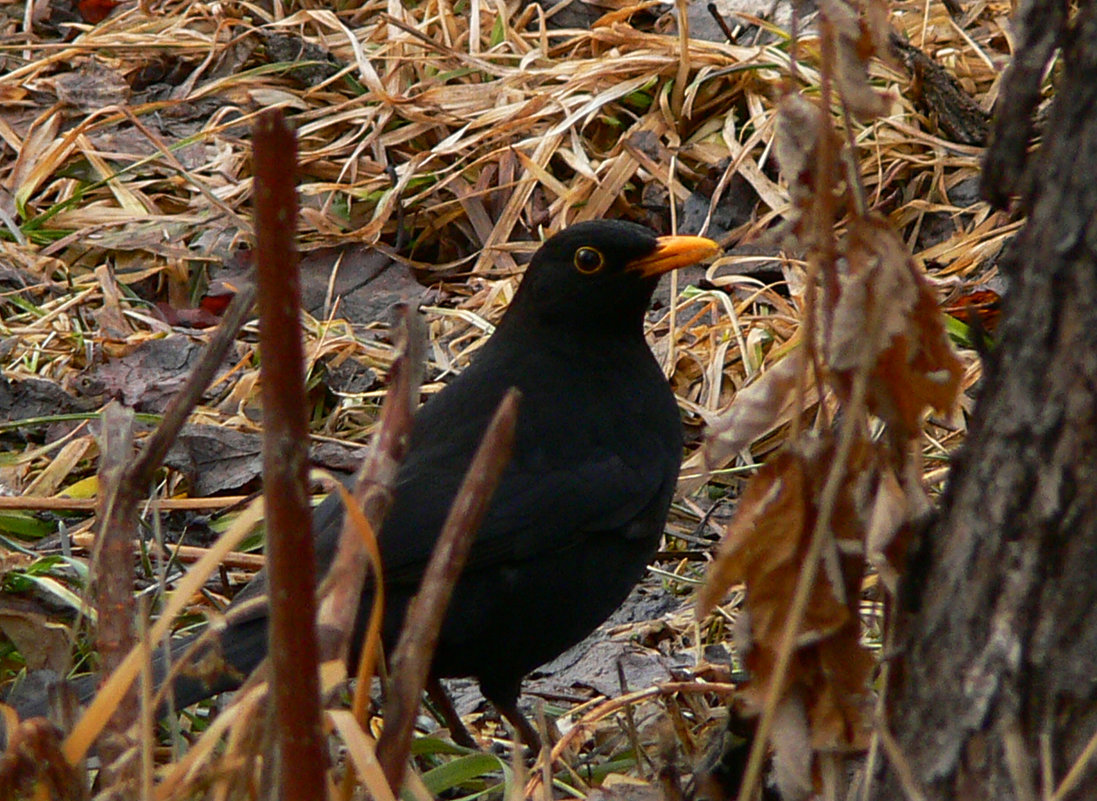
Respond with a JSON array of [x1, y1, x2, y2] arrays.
[[807, 618, 874, 750], [699, 434, 875, 755], [82, 336, 212, 411], [943, 287, 1002, 333], [695, 448, 805, 622], [92, 264, 132, 340], [864, 465, 908, 595], [155, 302, 224, 329], [46, 60, 130, 112], [818, 0, 890, 120], [8, 111, 61, 210], [698, 439, 866, 637], [774, 94, 834, 238], [866, 454, 931, 596], [828, 217, 964, 438], [77, 0, 121, 23], [702, 348, 812, 472], [0, 611, 72, 673]]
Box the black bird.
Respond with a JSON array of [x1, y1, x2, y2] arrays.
[[11, 220, 719, 746]]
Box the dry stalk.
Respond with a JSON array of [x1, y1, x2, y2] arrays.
[[254, 108, 327, 799], [376, 388, 520, 790]]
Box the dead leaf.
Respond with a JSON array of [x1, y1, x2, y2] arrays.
[[774, 94, 832, 239], [828, 217, 964, 438], [77, 0, 121, 23], [943, 287, 1002, 333], [807, 619, 874, 751], [46, 60, 131, 112], [698, 434, 875, 756], [163, 424, 366, 495], [817, 0, 890, 120], [866, 454, 931, 596], [7, 111, 61, 207], [0, 376, 98, 431], [0, 610, 72, 673], [81, 336, 215, 411], [697, 438, 866, 634], [702, 348, 812, 473], [864, 465, 907, 595], [92, 265, 132, 340], [155, 303, 225, 329], [23, 436, 95, 497]]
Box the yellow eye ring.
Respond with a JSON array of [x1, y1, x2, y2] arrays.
[[573, 246, 605, 274]]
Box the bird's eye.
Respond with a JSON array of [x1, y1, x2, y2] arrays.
[[573, 246, 605, 274]]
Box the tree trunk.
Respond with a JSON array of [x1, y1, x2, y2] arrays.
[[874, 2, 1097, 799]]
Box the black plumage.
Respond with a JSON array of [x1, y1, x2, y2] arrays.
[[11, 220, 719, 746]]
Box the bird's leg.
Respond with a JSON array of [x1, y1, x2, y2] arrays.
[[496, 701, 542, 752], [426, 678, 478, 749]]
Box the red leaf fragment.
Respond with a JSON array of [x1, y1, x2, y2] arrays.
[[76, 0, 120, 24], [944, 287, 1002, 332]]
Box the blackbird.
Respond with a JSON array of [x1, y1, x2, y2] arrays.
[[11, 220, 719, 746]]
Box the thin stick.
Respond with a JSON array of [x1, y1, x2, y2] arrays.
[[333, 306, 427, 801], [1051, 723, 1097, 801], [376, 388, 521, 790], [92, 401, 138, 789], [734, 362, 870, 801], [79, 240, 256, 770], [0, 496, 250, 511], [524, 681, 739, 796], [877, 722, 929, 801], [253, 107, 327, 800]]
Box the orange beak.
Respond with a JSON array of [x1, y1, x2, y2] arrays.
[[626, 235, 720, 278]]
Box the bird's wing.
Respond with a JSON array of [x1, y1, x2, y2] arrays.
[[380, 445, 674, 586]]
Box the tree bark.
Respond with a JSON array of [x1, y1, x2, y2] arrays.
[[875, 3, 1097, 799]]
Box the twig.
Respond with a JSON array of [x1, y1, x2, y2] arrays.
[[325, 306, 427, 801], [347, 305, 425, 698], [68, 531, 264, 568], [617, 661, 651, 773], [0, 496, 250, 511], [877, 722, 929, 801], [524, 680, 739, 796], [1051, 722, 1097, 801], [376, 388, 521, 790], [707, 3, 739, 43], [253, 108, 327, 800], [77, 224, 256, 771], [92, 402, 139, 791], [735, 15, 858, 801], [63, 501, 266, 765]]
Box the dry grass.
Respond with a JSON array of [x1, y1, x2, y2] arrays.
[[0, 0, 1014, 797]]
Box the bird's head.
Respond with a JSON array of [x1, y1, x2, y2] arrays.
[[503, 220, 720, 338]]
